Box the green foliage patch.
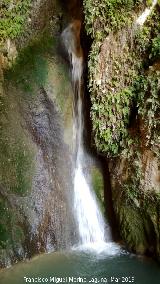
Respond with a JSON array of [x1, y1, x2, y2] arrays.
[[133, 72, 160, 150], [83, 0, 143, 39], [91, 88, 134, 155], [84, 1, 160, 157], [0, 0, 31, 45], [84, 0, 160, 255]]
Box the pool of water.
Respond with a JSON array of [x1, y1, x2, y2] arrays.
[[1, 245, 160, 284]]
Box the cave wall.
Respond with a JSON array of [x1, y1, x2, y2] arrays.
[[83, 0, 160, 258], [0, 0, 81, 267]]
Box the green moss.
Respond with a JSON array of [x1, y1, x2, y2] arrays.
[[83, 0, 143, 39], [0, 197, 25, 249], [135, 7, 160, 57], [85, 2, 160, 157], [0, 133, 34, 196], [151, 35, 160, 59], [5, 31, 57, 93], [0, 87, 34, 196], [91, 167, 104, 211], [0, 198, 12, 249], [12, 225, 25, 244], [115, 149, 160, 252], [132, 8, 160, 153], [113, 163, 160, 254], [119, 204, 147, 253], [84, 0, 144, 157], [48, 61, 71, 113], [91, 88, 134, 155], [0, 0, 31, 45], [84, 0, 160, 256], [133, 72, 160, 152]]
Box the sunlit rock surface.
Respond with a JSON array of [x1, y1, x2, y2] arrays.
[[0, 0, 78, 267]]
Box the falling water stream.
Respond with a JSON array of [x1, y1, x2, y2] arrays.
[[65, 0, 158, 249], [136, 0, 157, 25], [61, 21, 111, 249], [67, 0, 158, 249], [1, 3, 160, 282], [1, 16, 160, 284]]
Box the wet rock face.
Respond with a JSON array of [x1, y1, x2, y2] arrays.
[[0, 71, 75, 267], [0, 0, 80, 266], [142, 150, 160, 193], [109, 151, 160, 255], [22, 88, 74, 251], [0, 72, 76, 267]]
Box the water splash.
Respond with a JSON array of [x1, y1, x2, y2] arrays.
[[61, 21, 111, 250], [73, 241, 122, 257], [136, 0, 157, 26], [74, 166, 106, 244]]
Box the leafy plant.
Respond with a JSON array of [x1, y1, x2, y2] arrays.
[[83, 0, 143, 38], [84, 1, 160, 157], [150, 36, 160, 59], [0, 0, 31, 44]]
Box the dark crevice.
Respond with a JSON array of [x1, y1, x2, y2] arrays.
[[58, 0, 120, 242], [80, 11, 120, 242], [102, 159, 121, 241]]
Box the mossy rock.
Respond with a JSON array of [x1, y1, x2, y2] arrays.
[[0, 196, 25, 250], [5, 31, 57, 94], [117, 203, 148, 254], [0, 85, 35, 196], [91, 167, 104, 212], [84, 2, 160, 157]]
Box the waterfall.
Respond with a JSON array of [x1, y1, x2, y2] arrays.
[[136, 0, 157, 26], [61, 21, 111, 248]]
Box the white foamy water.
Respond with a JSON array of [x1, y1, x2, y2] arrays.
[[73, 241, 122, 257], [61, 22, 114, 251], [74, 166, 106, 244], [136, 0, 157, 26]]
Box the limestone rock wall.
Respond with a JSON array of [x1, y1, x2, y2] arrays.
[[0, 0, 78, 268], [84, 0, 160, 258]]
